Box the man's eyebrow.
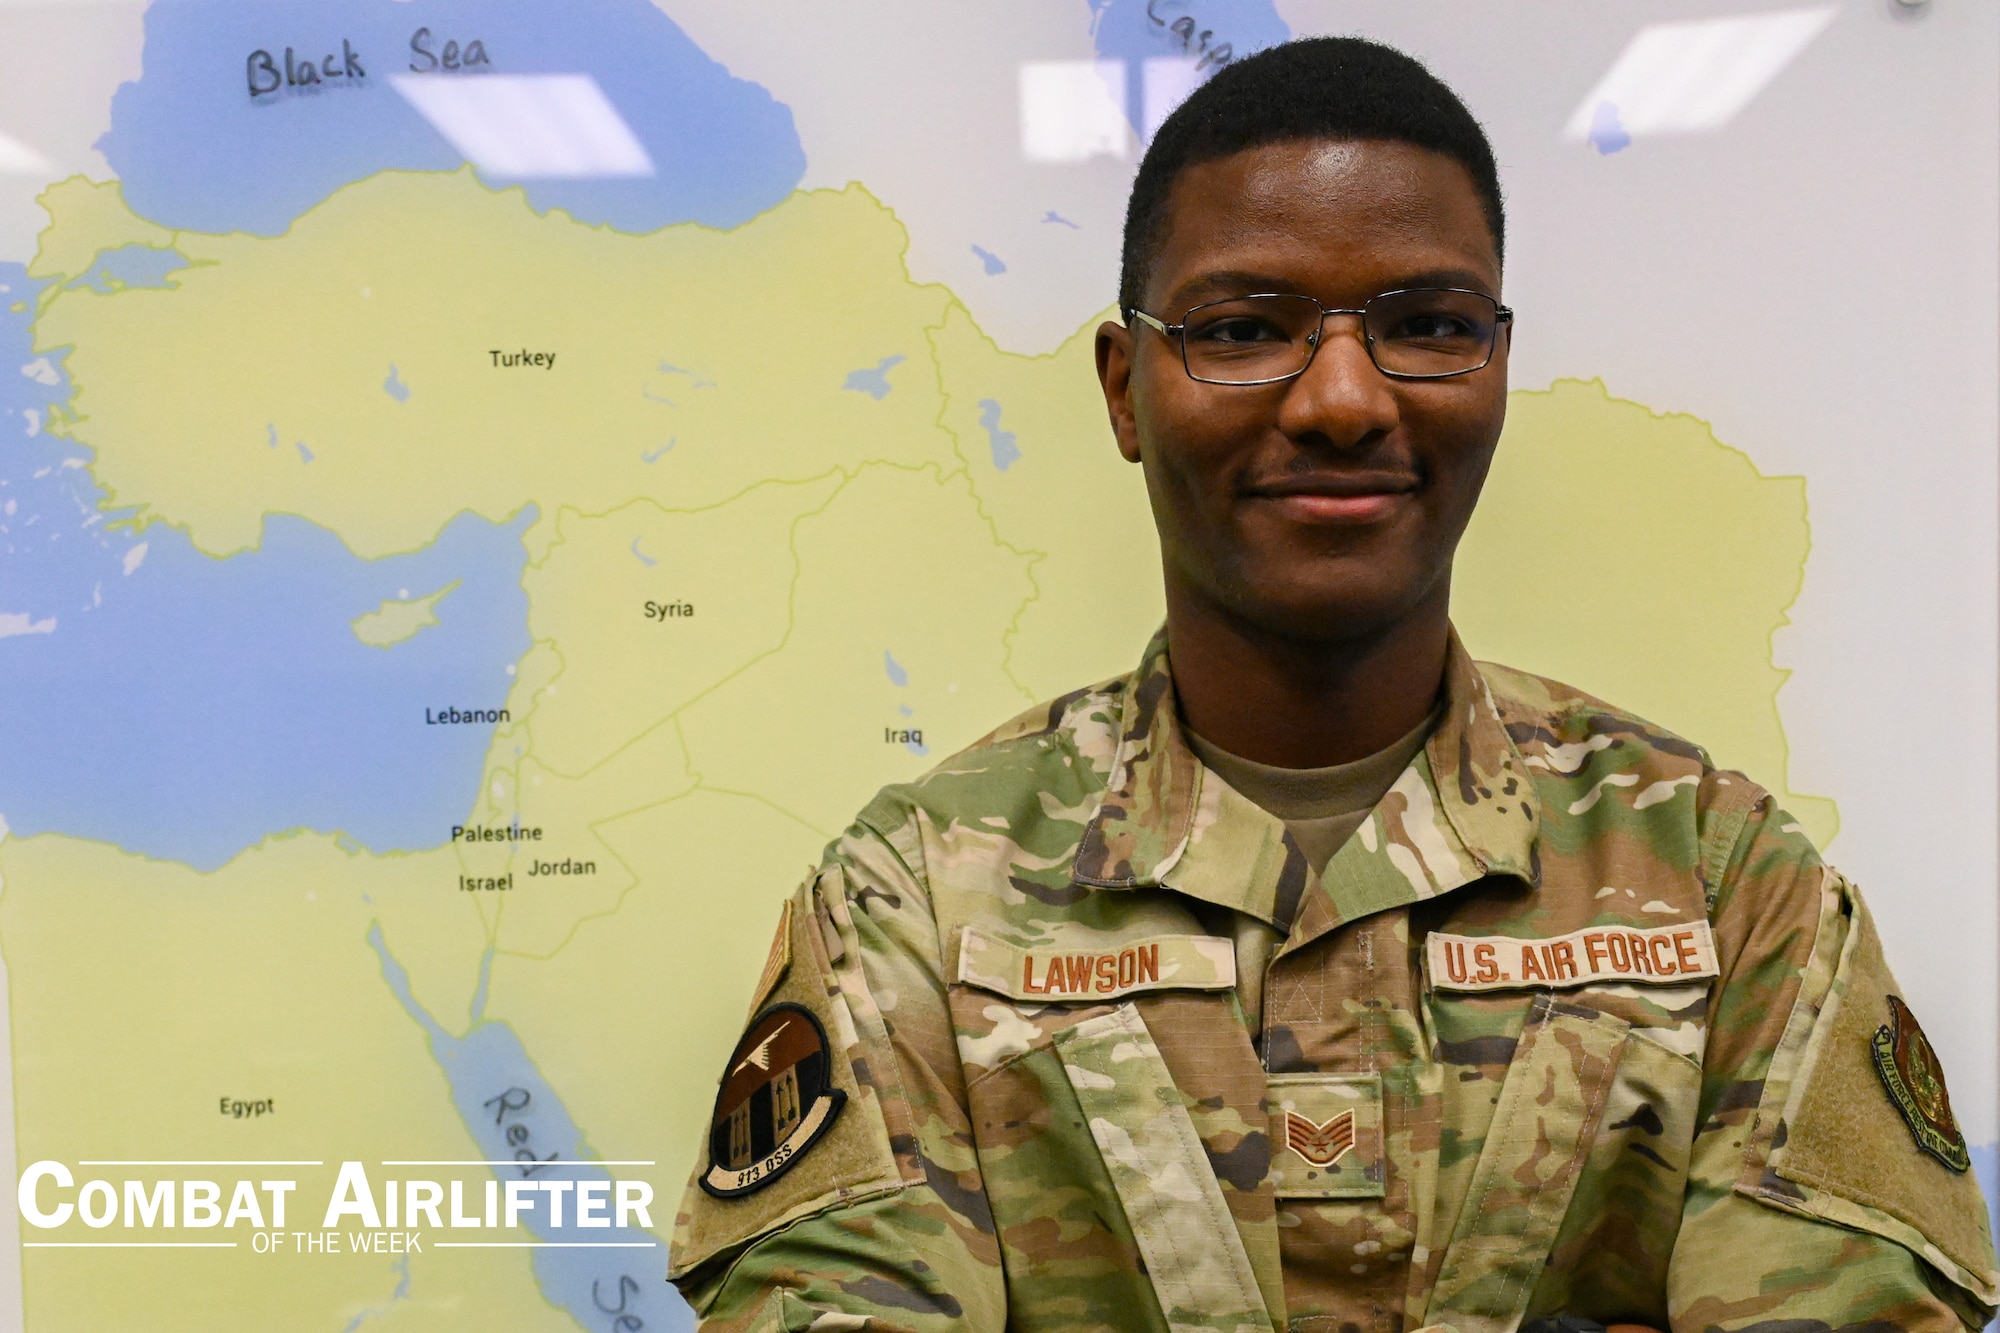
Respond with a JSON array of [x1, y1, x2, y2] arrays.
[[1163, 266, 1499, 308], [1159, 270, 1294, 307], [1389, 268, 1496, 294]]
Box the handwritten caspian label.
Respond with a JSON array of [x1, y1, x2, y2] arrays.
[[957, 928, 1235, 1001], [1427, 920, 1719, 993]]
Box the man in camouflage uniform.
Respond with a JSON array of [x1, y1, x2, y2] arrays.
[[669, 37, 1997, 1333]]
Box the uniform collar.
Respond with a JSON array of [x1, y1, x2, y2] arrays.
[[1071, 628, 1541, 929]]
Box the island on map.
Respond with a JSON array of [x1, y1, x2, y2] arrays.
[[351, 580, 457, 647]]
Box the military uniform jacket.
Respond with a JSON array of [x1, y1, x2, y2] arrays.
[[671, 633, 1999, 1333]]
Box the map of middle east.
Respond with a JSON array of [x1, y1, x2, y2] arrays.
[[1, 0, 1985, 1329]]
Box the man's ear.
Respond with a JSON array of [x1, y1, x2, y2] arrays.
[[1094, 319, 1144, 465]]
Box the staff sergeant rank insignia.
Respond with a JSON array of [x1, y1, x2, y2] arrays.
[[701, 1003, 846, 1198], [1872, 994, 1969, 1173], [1284, 1109, 1357, 1167]]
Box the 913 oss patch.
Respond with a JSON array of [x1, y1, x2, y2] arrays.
[[1872, 994, 1969, 1172], [701, 1002, 847, 1199]]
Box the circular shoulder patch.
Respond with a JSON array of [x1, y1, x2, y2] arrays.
[[701, 1002, 847, 1199], [1871, 994, 1969, 1172]]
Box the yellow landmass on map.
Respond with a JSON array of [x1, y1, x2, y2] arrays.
[[1456, 378, 1835, 847], [0, 833, 578, 1333], [673, 462, 1039, 834], [25, 178, 175, 292], [486, 451, 1041, 1177], [350, 580, 457, 648], [9, 166, 1832, 1330], [929, 305, 1163, 698], [32, 170, 960, 560], [488, 787, 825, 1195], [520, 476, 843, 777]]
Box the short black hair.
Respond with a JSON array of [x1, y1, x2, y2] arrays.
[[1119, 36, 1504, 314]]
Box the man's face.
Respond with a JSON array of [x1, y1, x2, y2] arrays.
[[1097, 137, 1508, 647]]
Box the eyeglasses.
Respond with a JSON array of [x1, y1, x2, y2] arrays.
[[1126, 289, 1513, 385]]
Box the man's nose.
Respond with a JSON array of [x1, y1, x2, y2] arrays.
[[1275, 314, 1399, 448]]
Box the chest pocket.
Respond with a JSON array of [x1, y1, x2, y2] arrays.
[[953, 925, 1279, 1333], [1424, 993, 1632, 1333]]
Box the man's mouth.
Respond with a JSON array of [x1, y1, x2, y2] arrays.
[[1244, 471, 1420, 524]]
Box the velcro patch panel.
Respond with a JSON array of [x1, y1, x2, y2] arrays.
[[1268, 1073, 1385, 1199]]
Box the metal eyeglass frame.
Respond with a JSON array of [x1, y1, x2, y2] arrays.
[[1125, 288, 1514, 385]]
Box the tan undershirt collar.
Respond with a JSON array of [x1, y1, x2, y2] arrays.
[[1185, 710, 1437, 877], [1187, 710, 1438, 1038]]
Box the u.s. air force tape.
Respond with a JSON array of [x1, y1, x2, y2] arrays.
[[1427, 920, 1719, 993]]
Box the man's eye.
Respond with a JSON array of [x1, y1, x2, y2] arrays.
[[1388, 313, 1477, 341], [1191, 317, 1286, 344]]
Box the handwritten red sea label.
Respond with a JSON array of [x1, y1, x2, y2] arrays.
[[1427, 920, 1719, 992]]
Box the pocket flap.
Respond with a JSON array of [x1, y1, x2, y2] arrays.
[[1053, 1005, 1274, 1333]]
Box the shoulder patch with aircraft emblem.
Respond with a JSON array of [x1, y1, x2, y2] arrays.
[[701, 1002, 846, 1199]]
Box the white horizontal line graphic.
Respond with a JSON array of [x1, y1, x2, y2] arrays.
[[386, 1152, 668, 1160], [25, 1242, 238, 1248], [75, 1152, 324, 1160], [433, 1241, 659, 1249]]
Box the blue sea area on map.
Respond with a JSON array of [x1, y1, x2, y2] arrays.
[[0, 263, 530, 871], [1090, 0, 1289, 134], [371, 930, 690, 1331], [101, 0, 805, 237], [66, 244, 191, 294]]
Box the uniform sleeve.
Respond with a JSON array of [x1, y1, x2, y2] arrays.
[[1670, 783, 1999, 1331], [668, 818, 1005, 1333]]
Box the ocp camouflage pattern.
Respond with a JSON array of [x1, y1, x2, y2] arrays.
[[670, 631, 1998, 1333]]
